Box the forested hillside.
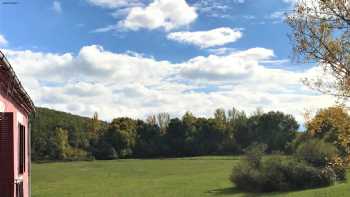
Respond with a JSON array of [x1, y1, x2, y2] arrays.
[[30, 107, 107, 161], [30, 107, 299, 161]]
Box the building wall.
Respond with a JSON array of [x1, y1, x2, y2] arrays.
[[0, 83, 30, 197]]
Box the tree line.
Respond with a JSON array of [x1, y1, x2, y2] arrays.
[[30, 107, 299, 161]]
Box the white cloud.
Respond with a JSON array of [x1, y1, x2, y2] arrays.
[[121, 0, 198, 31], [0, 34, 8, 46], [167, 27, 242, 49], [3, 45, 336, 123], [53, 1, 62, 14], [180, 48, 275, 81]]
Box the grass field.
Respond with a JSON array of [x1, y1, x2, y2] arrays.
[[32, 156, 350, 197]]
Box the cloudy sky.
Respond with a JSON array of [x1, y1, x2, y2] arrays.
[[0, 0, 335, 124]]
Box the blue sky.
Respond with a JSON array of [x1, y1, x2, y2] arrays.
[[0, 0, 335, 123], [1, 0, 293, 61]]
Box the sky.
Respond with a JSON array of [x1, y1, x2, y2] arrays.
[[0, 0, 336, 125]]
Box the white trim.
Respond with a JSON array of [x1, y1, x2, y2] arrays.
[[15, 177, 23, 183], [0, 100, 4, 112], [17, 111, 24, 124]]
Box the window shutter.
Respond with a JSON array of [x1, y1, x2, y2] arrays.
[[0, 113, 14, 197]]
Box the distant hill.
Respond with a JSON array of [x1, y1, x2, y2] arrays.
[[30, 107, 105, 160]]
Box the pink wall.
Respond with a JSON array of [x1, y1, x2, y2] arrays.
[[0, 88, 30, 197]]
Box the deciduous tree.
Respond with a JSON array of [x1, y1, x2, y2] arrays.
[[288, 0, 350, 98]]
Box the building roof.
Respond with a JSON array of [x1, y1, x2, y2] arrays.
[[0, 50, 35, 113]]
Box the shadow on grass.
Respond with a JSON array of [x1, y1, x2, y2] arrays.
[[207, 184, 348, 197], [166, 156, 243, 161], [207, 187, 242, 196], [206, 187, 295, 197]]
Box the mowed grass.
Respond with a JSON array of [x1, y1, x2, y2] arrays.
[[32, 156, 350, 197]]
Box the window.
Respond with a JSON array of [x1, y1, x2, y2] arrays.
[[18, 124, 25, 174]]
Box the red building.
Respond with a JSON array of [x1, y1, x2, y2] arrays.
[[0, 50, 35, 197]]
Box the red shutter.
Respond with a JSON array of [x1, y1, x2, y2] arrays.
[[0, 113, 14, 197]]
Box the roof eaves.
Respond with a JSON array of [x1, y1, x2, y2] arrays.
[[0, 50, 35, 113]]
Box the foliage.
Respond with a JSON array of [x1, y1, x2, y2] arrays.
[[230, 156, 336, 192], [296, 139, 338, 167], [255, 112, 299, 152], [235, 111, 299, 152], [244, 143, 267, 168], [287, 0, 350, 98], [230, 160, 264, 192], [306, 106, 350, 162], [52, 127, 71, 160], [31, 107, 299, 161], [94, 140, 118, 160], [147, 112, 170, 134], [88, 112, 102, 140], [262, 157, 336, 191], [51, 127, 89, 161], [285, 132, 310, 154], [133, 120, 163, 158], [230, 137, 347, 193], [30, 107, 106, 161], [328, 156, 347, 181], [104, 118, 138, 158]]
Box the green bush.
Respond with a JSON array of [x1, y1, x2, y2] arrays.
[[328, 157, 347, 181], [284, 133, 310, 154], [94, 141, 118, 160], [230, 156, 336, 192], [230, 161, 265, 192], [244, 143, 267, 168], [288, 161, 336, 189], [295, 139, 338, 167], [320, 167, 337, 185], [333, 165, 346, 181], [260, 157, 291, 191]]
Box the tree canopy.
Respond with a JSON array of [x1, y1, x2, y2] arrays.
[[288, 0, 350, 98], [30, 107, 299, 161]]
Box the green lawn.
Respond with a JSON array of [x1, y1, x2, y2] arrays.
[[32, 156, 350, 197]]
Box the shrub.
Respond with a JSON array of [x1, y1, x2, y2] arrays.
[[230, 161, 265, 192], [296, 139, 338, 167], [284, 132, 310, 154], [263, 157, 335, 191], [328, 156, 347, 181], [230, 156, 336, 192], [333, 165, 347, 181], [288, 161, 335, 189], [260, 157, 291, 191], [320, 167, 337, 186], [244, 143, 267, 168], [295, 139, 346, 181]]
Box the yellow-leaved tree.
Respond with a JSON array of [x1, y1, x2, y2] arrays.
[[306, 106, 350, 163]]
